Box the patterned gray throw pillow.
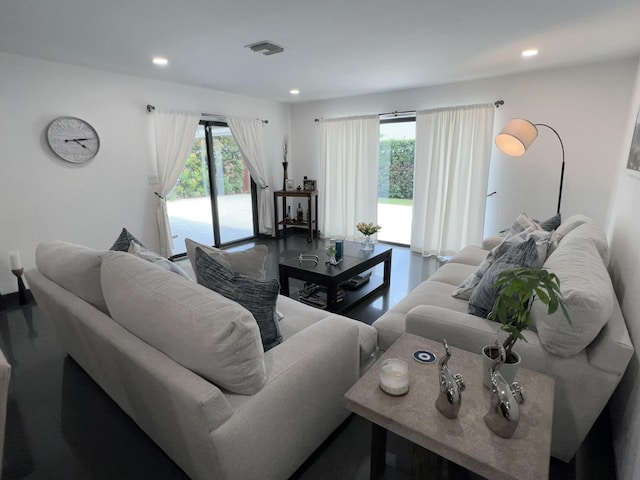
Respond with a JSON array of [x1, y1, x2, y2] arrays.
[[110, 227, 146, 252], [195, 247, 282, 351], [468, 237, 539, 319]]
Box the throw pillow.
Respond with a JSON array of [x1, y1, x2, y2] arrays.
[[532, 237, 613, 358], [195, 247, 282, 351], [535, 213, 561, 231], [128, 242, 192, 280], [185, 238, 268, 281], [451, 241, 512, 300], [110, 228, 146, 252], [468, 237, 539, 319], [101, 251, 266, 395], [452, 213, 552, 300]]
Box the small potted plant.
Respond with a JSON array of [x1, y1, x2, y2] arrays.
[[482, 266, 571, 387], [356, 222, 381, 251]]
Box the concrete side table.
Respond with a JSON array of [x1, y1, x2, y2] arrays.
[[344, 333, 554, 480]]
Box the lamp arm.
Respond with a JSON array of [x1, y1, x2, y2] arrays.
[[535, 123, 565, 214]]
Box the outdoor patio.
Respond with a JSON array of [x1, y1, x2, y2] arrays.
[[167, 194, 413, 254]]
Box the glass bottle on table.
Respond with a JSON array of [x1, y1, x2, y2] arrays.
[[296, 203, 304, 223]]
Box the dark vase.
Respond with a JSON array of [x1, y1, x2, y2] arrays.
[[282, 161, 289, 190]]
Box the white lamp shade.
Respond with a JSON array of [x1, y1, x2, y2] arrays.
[[495, 118, 538, 156]]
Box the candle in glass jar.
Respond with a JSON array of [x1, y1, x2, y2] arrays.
[[379, 358, 409, 396], [9, 251, 22, 270]]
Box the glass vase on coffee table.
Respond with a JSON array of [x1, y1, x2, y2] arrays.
[[361, 235, 375, 252]]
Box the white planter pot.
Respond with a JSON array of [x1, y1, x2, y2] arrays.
[[481, 345, 521, 388]]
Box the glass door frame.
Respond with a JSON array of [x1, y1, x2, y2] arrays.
[[204, 120, 259, 248]]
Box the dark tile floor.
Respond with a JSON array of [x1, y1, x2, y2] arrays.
[[0, 235, 616, 479]]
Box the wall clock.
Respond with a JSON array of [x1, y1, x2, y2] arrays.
[[46, 116, 100, 163]]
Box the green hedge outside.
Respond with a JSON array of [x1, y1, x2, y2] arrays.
[[169, 136, 416, 201], [168, 136, 246, 200], [379, 138, 415, 200]]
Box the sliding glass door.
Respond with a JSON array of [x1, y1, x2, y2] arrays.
[[377, 117, 416, 245], [166, 121, 257, 256]]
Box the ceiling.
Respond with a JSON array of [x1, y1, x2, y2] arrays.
[[1, 0, 640, 103]]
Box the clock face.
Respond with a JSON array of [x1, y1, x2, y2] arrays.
[[47, 116, 100, 163]]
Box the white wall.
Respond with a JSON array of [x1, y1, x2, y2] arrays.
[[608, 59, 640, 480], [0, 53, 290, 295], [290, 58, 637, 238]]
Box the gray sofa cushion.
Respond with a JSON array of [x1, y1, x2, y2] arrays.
[[468, 237, 539, 318], [194, 247, 282, 351], [185, 238, 268, 281], [101, 251, 267, 395], [533, 237, 613, 358], [35, 241, 109, 314]]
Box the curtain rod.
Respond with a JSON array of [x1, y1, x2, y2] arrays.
[[146, 105, 268, 124], [314, 100, 504, 123]]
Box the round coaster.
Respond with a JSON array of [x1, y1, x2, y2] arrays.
[[413, 350, 436, 364]]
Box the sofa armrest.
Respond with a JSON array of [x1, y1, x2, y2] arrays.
[[586, 301, 634, 375], [211, 317, 360, 480], [482, 236, 503, 250]]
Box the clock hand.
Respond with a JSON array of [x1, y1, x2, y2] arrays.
[[72, 139, 89, 149], [64, 138, 91, 142]]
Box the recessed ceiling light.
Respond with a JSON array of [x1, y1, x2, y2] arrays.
[[290, 89, 300, 95], [521, 49, 539, 58], [152, 57, 169, 66]]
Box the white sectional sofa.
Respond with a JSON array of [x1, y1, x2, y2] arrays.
[[26, 240, 377, 480], [373, 214, 633, 462]]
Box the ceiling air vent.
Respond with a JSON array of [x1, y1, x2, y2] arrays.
[[246, 41, 284, 56]]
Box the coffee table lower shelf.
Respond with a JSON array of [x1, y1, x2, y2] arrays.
[[293, 274, 385, 314]]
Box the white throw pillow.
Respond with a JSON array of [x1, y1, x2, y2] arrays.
[[532, 238, 613, 358], [185, 238, 268, 281], [128, 242, 192, 280], [101, 252, 267, 394]]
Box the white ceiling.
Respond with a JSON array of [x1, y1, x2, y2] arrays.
[[1, 0, 640, 103]]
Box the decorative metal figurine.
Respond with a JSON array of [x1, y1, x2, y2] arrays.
[[298, 254, 318, 266], [484, 341, 525, 438], [435, 339, 465, 419]]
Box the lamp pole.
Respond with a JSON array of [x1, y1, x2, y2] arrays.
[[535, 124, 565, 214]]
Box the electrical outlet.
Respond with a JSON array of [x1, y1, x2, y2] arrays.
[[148, 174, 159, 185]]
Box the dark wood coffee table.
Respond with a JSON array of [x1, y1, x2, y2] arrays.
[[278, 241, 392, 313]]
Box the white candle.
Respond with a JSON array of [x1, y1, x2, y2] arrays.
[[379, 358, 409, 396], [9, 251, 22, 270]]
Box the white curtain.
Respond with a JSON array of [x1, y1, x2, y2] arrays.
[[320, 115, 379, 239], [411, 104, 494, 256], [227, 117, 273, 235], [152, 108, 201, 257]]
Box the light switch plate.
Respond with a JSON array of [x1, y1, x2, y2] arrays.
[[148, 174, 159, 185]]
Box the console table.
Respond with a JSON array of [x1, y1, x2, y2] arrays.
[[273, 190, 317, 242], [345, 333, 554, 480]]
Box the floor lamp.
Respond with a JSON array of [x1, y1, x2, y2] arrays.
[[495, 118, 565, 214]]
